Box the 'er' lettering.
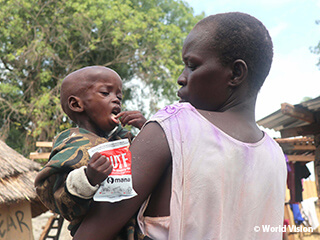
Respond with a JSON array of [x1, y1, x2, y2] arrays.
[[0, 213, 5, 238], [16, 210, 29, 232], [7, 215, 17, 232]]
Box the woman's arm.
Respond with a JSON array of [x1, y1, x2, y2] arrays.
[[73, 122, 171, 240]]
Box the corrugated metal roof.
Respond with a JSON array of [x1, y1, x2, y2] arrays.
[[257, 96, 320, 131]]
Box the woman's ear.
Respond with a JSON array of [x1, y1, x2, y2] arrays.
[[229, 59, 248, 87], [68, 95, 84, 113]]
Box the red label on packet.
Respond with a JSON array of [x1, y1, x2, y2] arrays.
[[100, 146, 132, 176], [88, 139, 137, 203]]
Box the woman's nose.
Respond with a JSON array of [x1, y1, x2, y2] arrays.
[[177, 71, 187, 86]]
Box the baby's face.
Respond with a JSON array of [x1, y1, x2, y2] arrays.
[[81, 71, 123, 136]]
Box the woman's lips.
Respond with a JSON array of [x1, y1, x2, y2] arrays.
[[177, 91, 185, 102]]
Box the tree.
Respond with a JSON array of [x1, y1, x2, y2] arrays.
[[0, 0, 204, 155], [312, 20, 320, 68]]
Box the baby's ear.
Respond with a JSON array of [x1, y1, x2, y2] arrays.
[[229, 59, 248, 87], [68, 95, 84, 113]]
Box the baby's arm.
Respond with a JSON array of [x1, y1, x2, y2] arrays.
[[35, 147, 112, 223], [66, 152, 112, 200], [35, 167, 94, 223], [73, 122, 171, 239], [116, 111, 147, 130]]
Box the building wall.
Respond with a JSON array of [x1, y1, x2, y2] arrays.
[[314, 134, 320, 198], [0, 201, 34, 240]]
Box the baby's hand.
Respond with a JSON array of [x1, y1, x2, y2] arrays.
[[86, 152, 113, 186], [116, 111, 147, 130]]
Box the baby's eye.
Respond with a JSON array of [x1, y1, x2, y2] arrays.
[[117, 95, 123, 101], [101, 92, 109, 96]]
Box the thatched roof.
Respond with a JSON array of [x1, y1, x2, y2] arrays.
[[0, 139, 42, 205]]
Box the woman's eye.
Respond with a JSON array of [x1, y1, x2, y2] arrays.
[[188, 64, 197, 71], [185, 61, 197, 71]]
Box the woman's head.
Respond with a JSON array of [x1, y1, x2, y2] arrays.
[[177, 12, 273, 111], [196, 12, 273, 94]]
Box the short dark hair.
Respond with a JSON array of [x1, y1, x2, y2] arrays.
[[196, 12, 273, 94]]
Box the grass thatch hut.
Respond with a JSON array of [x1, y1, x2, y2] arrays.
[[0, 140, 47, 240]]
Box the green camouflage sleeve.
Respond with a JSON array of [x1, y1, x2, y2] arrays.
[[35, 126, 135, 233], [35, 129, 103, 224]]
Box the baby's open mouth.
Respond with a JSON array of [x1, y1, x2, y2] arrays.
[[111, 113, 119, 124], [111, 107, 120, 124]]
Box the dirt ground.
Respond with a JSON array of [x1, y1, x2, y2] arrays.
[[32, 211, 72, 240], [287, 231, 320, 240], [32, 208, 320, 240]]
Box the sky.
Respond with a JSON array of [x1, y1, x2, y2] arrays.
[[184, 0, 320, 130], [184, 0, 320, 177]]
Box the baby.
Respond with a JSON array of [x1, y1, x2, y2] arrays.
[[35, 66, 146, 237]]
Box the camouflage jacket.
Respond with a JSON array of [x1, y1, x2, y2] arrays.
[[35, 127, 144, 239]]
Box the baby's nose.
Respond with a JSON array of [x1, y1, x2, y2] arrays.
[[112, 96, 121, 105]]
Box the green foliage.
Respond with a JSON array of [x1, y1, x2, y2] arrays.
[[0, 0, 203, 155], [300, 97, 312, 103], [312, 20, 320, 68]]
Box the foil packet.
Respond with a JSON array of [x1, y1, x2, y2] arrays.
[[88, 139, 137, 203]]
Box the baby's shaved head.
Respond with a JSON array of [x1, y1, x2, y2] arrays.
[[60, 66, 121, 121]]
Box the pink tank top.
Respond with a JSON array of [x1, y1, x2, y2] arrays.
[[137, 103, 287, 240]]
